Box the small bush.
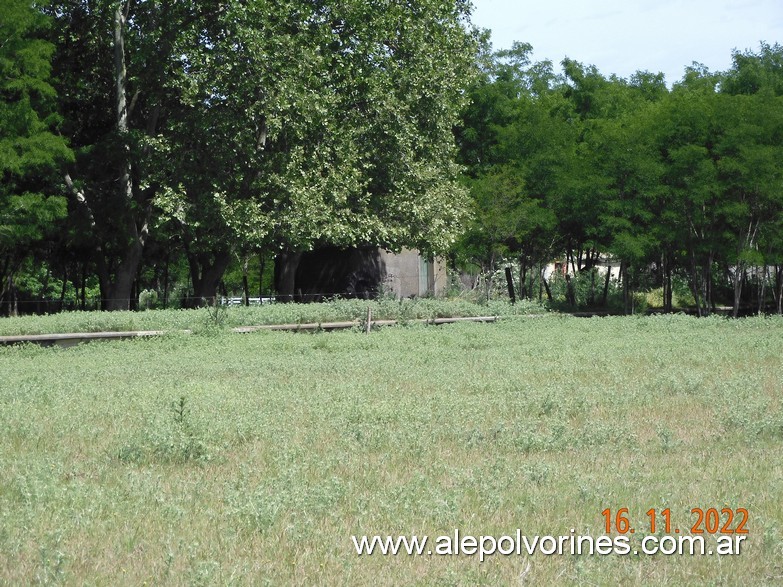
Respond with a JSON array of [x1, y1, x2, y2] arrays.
[[116, 395, 209, 465], [138, 289, 159, 310]]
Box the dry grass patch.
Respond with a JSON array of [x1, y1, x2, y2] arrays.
[[0, 314, 781, 584]]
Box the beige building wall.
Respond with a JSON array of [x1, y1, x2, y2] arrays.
[[379, 248, 448, 298]]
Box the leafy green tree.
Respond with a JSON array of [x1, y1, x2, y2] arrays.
[[553, 59, 621, 275], [150, 0, 478, 302], [0, 0, 72, 314], [719, 43, 783, 315], [574, 73, 667, 312], [657, 69, 725, 315], [455, 43, 566, 298], [723, 42, 783, 96], [457, 40, 783, 316], [47, 0, 187, 309]]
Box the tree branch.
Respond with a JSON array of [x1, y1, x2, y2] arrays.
[[64, 173, 96, 228]]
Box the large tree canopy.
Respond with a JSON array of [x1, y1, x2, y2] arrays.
[[43, 0, 477, 307], [456, 42, 783, 314], [4, 2, 782, 316], [0, 0, 72, 313]]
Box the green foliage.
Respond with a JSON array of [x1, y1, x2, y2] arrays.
[[545, 270, 618, 310], [723, 42, 783, 96], [203, 299, 228, 331], [0, 0, 71, 262], [156, 0, 477, 268], [137, 288, 158, 310], [455, 44, 566, 274], [35, 0, 477, 309], [2, 5, 782, 320], [117, 395, 209, 465], [456, 42, 783, 315]]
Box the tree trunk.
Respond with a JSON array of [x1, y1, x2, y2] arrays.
[[58, 265, 68, 311], [504, 267, 516, 304], [705, 251, 714, 316], [275, 251, 302, 302], [5, 274, 17, 317], [619, 260, 629, 315], [758, 265, 767, 315], [538, 268, 542, 302], [776, 265, 783, 315], [71, 263, 81, 308], [242, 256, 250, 306], [732, 262, 744, 319], [688, 248, 703, 317], [602, 265, 611, 307], [100, 3, 148, 311], [774, 265, 783, 315], [130, 269, 139, 311], [542, 278, 553, 303], [258, 254, 266, 302], [162, 253, 169, 309], [663, 254, 673, 313], [11, 277, 18, 317], [568, 248, 577, 276], [0, 256, 8, 311], [541, 264, 553, 302], [114, 4, 131, 204], [104, 234, 146, 311], [518, 260, 527, 300], [530, 266, 536, 302], [188, 250, 232, 306], [0, 257, 24, 316]]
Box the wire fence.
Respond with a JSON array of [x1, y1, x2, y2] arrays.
[[0, 287, 452, 316]]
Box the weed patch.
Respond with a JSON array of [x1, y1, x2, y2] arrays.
[[116, 396, 210, 465]]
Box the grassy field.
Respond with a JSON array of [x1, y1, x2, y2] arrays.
[[0, 298, 539, 337], [0, 313, 781, 585]]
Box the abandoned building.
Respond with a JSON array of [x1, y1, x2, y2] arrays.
[[274, 247, 447, 301]]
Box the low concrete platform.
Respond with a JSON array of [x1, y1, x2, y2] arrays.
[[0, 330, 172, 348], [0, 316, 501, 347]]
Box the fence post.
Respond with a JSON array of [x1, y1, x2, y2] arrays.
[[505, 267, 516, 305]]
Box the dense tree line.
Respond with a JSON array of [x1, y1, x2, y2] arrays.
[[2, 0, 782, 317], [455, 41, 783, 316], [1, 0, 476, 313]]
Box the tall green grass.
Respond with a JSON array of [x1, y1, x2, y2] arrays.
[[0, 298, 543, 336], [0, 314, 781, 584]]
